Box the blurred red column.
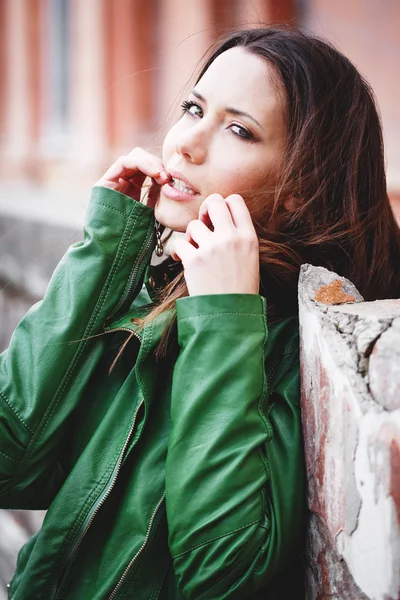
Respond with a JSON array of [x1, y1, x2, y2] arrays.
[[0, 0, 4, 148], [27, 0, 42, 168], [236, 0, 297, 26], [104, 0, 156, 154], [157, 0, 213, 138], [1, 0, 40, 176]]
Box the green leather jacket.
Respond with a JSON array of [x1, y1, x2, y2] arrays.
[[0, 187, 305, 599]]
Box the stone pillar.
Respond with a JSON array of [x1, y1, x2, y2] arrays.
[[299, 264, 400, 599]]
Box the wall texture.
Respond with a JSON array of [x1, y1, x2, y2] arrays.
[[299, 264, 400, 599]]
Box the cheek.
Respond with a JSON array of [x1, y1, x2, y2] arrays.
[[161, 126, 178, 164], [214, 158, 268, 198]]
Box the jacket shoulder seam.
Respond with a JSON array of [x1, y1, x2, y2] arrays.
[[0, 390, 34, 434]]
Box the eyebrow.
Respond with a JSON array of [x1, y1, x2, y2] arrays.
[[191, 90, 263, 130]]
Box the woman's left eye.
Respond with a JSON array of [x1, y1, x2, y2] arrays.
[[181, 100, 203, 117], [230, 124, 254, 141]]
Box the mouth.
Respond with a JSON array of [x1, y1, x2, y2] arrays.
[[161, 169, 201, 201], [167, 170, 200, 194]]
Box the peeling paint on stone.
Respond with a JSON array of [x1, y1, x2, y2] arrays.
[[299, 264, 400, 600], [315, 278, 357, 305]]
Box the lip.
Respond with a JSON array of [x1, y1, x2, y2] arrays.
[[161, 181, 201, 202], [167, 169, 200, 195]]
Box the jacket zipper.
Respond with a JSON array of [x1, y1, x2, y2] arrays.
[[108, 326, 142, 341], [52, 226, 153, 598], [51, 398, 145, 600], [109, 491, 166, 599], [107, 224, 155, 324]]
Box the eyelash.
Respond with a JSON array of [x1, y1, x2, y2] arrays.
[[180, 100, 255, 142]]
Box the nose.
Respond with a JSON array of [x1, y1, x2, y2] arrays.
[[175, 123, 207, 164]]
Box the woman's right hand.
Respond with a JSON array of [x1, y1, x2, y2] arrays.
[[95, 147, 169, 208]]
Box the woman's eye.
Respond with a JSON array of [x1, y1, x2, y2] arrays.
[[230, 124, 254, 141], [181, 100, 203, 118]]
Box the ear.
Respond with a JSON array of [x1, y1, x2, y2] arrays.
[[283, 195, 297, 211]]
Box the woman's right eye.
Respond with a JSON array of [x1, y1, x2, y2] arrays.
[[181, 100, 203, 118]]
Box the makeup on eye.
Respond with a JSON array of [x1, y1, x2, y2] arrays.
[[180, 98, 257, 142]]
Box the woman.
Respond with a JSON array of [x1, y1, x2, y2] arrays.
[[1, 27, 400, 599]]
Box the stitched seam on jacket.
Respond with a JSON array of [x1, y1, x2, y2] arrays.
[[269, 350, 299, 396], [47, 474, 110, 596], [48, 436, 126, 597], [0, 390, 34, 433], [266, 348, 298, 394], [0, 449, 19, 463], [52, 418, 132, 586], [192, 540, 261, 600], [91, 198, 151, 221], [107, 217, 154, 325], [257, 312, 272, 440], [283, 344, 298, 356], [120, 501, 165, 597], [172, 518, 261, 558], [20, 206, 142, 471], [135, 320, 153, 402], [151, 560, 172, 600], [267, 353, 299, 415], [89, 202, 126, 217]]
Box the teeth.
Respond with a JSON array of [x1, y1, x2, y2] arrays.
[[171, 178, 196, 195]]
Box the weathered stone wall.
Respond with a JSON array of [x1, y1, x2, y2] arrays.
[[0, 511, 45, 599], [299, 264, 400, 599], [0, 212, 80, 597], [0, 214, 81, 351]]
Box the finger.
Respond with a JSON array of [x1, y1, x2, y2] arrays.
[[96, 150, 168, 187], [170, 237, 197, 262], [224, 194, 256, 233], [186, 219, 212, 248], [199, 194, 235, 231], [127, 148, 169, 185], [147, 179, 161, 208]]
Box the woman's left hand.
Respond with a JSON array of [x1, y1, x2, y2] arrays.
[[171, 193, 260, 296]]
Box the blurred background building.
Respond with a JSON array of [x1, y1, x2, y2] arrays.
[[1, 0, 399, 203], [0, 0, 399, 596]]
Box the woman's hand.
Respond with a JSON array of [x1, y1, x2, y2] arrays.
[[171, 193, 260, 296], [95, 147, 169, 208]]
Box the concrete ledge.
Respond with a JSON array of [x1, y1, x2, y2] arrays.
[[299, 264, 400, 599]]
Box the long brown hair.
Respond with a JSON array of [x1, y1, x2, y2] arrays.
[[143, 26, 400, 355]]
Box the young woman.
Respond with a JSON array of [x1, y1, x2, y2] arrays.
[[1, 27, 400, 600]]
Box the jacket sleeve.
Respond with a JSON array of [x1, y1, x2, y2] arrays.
[[165, 293, 305, 599], [0, 186, 154, 509]]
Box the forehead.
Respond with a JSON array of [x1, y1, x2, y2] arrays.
[[195, 47, 285, 124]]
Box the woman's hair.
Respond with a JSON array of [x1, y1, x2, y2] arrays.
[[142, 26, 400, 356]]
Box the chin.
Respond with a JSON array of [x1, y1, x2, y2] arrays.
[[154, 195, 198, 233]]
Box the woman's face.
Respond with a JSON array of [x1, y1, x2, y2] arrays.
[[155, 47, 287, 232]]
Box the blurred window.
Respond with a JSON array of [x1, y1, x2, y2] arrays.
[[42, 0, 70, 155]]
